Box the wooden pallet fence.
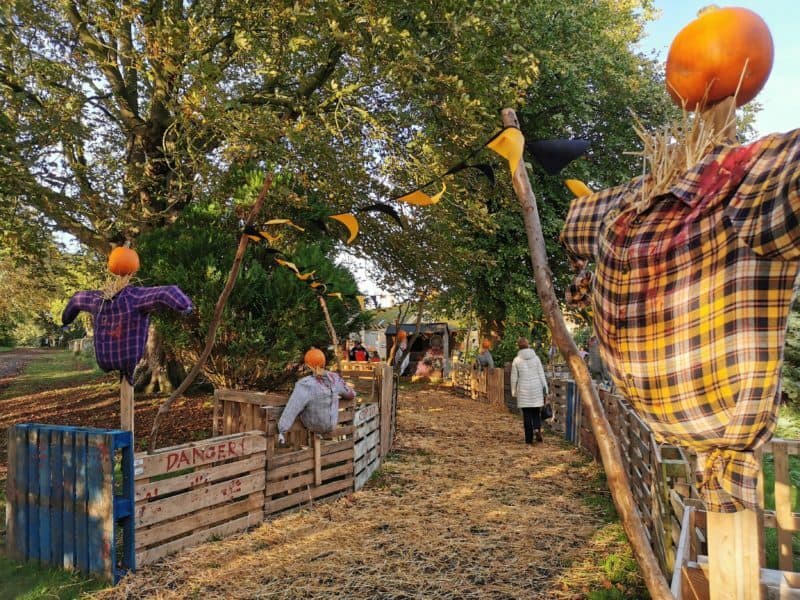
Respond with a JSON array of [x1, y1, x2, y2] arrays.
[[354, 403, 381, 490], [451, 362, 472, 396], [6, 424, 134, 582], [133, 431, 266, 566], [262, 394, 356, 516], [213, 389, 289, 437], [340, 361, 381, 399]]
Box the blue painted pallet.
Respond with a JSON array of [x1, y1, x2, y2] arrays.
[[564, 381, 579, 443], [5, 423, 135, 582]]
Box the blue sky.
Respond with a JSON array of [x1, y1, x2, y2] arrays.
[[640, 1, 799, 136]]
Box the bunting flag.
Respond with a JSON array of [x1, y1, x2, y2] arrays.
[[355, 295, 366, 310], [356, 203, 404, 228], [565, 179, 593, 198], [328, 213, 359, 244], [443, 162, 496, 187], [327, 292, 343, 301], [276, 258, 317, 281], [264, 218, 305, 231], [396, 182, 447, 207], [486, 126, 525, 176]]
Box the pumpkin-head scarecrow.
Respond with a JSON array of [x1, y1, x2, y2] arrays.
[[62, 246, 192, 384], [559, 6, 796, 512]]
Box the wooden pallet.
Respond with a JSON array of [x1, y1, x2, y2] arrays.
[[354, 403, 381, 490], [6, 424, 134, 582], [133, 431, 266, 566]]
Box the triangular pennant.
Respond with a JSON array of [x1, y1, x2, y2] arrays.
[[355, 295, 366, 310], [526, 139, 590, 175], [275, 258, 300, 274], [327, 292, 343, 300], [565, 179, 593, 198], [397, 182, 446, 206], [357, 203, 404, 228], [444, 162, 496, 187], [486, 126, 524, 176], [265, 218, 305, 232], [296, 270, 316, 281], [328, 213, 359, 244]]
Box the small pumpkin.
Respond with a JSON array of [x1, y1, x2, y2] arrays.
[[665, 6, 773, 110], [397, 330, 408, 341], [481, 339, 492, 350], [304, 348, 326, 369], [107, 246, 140, 275]]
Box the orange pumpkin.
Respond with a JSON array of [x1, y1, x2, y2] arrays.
[[107, 246, 140, 275], [481, 339, 492, 350], [665, 6, 773, 110], [304, 348, 326, 369]]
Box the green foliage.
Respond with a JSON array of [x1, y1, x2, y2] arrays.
[[136, 190, 368, 389]]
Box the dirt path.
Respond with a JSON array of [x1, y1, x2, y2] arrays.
[[0, 348, 45, 389], [97, 387, 644, 599]]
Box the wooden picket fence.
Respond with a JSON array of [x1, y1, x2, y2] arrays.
[[450, 363, 505, 407]]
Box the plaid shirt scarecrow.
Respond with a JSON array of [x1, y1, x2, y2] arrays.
[[561, 128, 800, 512], [62, 285, 192, 385]]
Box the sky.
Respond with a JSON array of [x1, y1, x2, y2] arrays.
[[641, 1, 800, 136]]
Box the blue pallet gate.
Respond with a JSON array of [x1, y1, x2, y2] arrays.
[[6, 423, 135, 582]]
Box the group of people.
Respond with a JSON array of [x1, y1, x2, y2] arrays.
[[347, 339, 381, 363]]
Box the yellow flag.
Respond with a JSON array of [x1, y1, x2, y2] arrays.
[[275, 258, 300, 274], [329, 213, 359, 244], [310, 281, 326, 289], [296, 270, 316, 281], [565, 179, 593, 198], [355, 295, 366, 310], [327, 292, 343, 300], [397, 182, 446, 206], [265, 218, 305, 232], [258, 231, 281, 244], [486, 127, 524, 176]]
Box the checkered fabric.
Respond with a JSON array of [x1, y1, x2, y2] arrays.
[[560, 128, 800, 512], [62, 285, 192, 384]]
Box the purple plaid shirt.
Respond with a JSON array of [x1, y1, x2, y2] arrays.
[[62, 285, 192, 383]]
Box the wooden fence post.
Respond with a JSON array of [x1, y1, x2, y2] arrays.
[[707, 509, 761, 599], [120, 379, 134, 436]]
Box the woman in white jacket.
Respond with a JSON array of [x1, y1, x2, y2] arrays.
[[511, 337, 549, 444]]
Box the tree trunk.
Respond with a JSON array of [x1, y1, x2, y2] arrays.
[[501, 108, 671, 600]]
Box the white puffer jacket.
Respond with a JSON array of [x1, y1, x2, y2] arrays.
[[511, 348, 548, 408]]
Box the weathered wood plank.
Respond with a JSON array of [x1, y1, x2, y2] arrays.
[[265, 477, 354, 515], [135, 472, 265, 528], [136, 493, 263, 550], [134, 432, 267, 480], [136, 511, 263, 566], [135, 454, 265, 502]]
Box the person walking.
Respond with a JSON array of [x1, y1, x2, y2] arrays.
[[511, 337, 549, 444]]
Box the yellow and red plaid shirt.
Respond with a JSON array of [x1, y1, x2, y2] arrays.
[[561, 128, 800, 512]]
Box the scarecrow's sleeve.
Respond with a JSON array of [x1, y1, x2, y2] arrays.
[[62, 291, 100, 325], [726, 128, 800, 259], [278, 378, 312, 434], [136, 285, 193, 315], [332, 373, 356, 400], [559, 184, 625, 261]]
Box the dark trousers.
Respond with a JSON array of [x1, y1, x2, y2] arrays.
[[522, 407, 542, 443]]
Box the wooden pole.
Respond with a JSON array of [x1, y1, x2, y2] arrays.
[[120, 378, 134, 436], [148, 172, 274, 451], [318, 295, 341, 368], [707, 509, 762, 599], [501, 107, 671, 599]]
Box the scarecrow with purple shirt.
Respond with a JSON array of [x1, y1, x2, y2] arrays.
[[62, 246, 192, 384]]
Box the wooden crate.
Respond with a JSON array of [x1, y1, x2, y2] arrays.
[[6, 424, 134, 582], [354, 403, 381, 490], [133, 432, 266, 566]]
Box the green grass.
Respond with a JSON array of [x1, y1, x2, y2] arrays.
[[0, 350, 105, 401], [0, 346, 14, 352], [0, 557, 107, 600]]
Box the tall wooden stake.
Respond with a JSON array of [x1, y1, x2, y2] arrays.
[[318, 295, 341, 368], [501, 108, 671, 599], [120, 378, 134, 436], [148, 172, 274, 451]]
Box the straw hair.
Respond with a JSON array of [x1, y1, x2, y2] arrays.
[[101, 274, 133, 300]]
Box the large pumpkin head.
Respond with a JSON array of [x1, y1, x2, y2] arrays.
[[481, 339, 492, 350], [665, 6, 773, 110], [107, 246, 140, 276], [304, 348, 326, 369]]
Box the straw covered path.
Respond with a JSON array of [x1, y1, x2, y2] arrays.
[[98, 386, 644, 599]]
